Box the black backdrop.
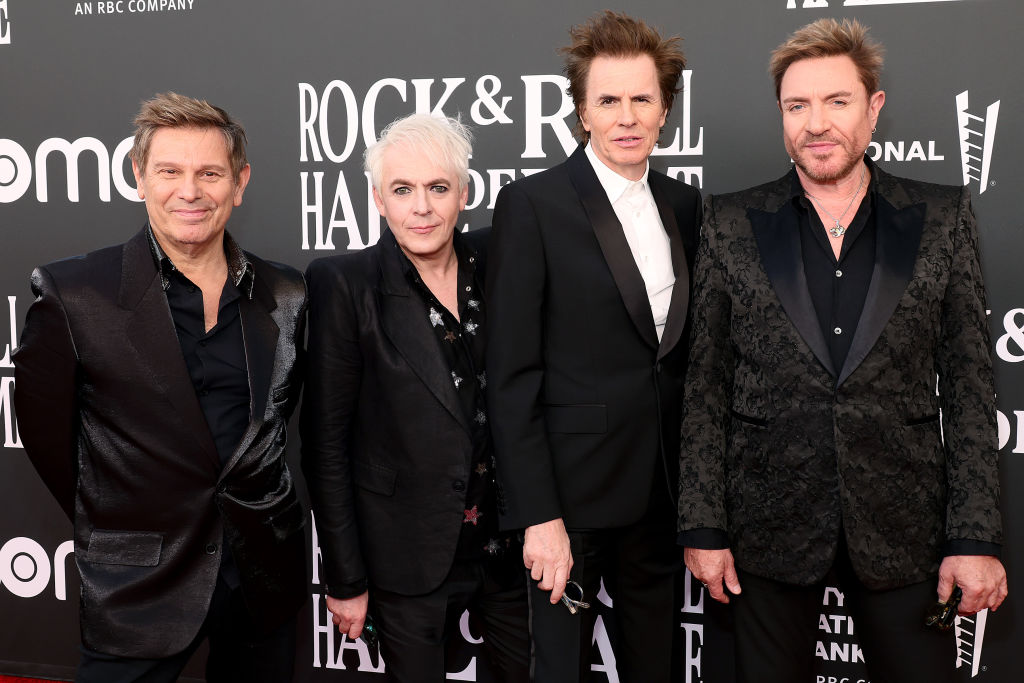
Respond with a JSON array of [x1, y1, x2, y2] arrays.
[[1, 1, 1020, 681]]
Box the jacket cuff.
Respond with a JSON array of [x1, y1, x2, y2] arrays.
[[677, 527, 730, 549], [325, 578, 368, 600], [943, 539, 1001, 558]]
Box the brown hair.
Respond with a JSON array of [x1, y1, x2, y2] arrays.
[[130, 92, 248, 180], [769, 18, 884, 100], [560, 10, 686, 142]]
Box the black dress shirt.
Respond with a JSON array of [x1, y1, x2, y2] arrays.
[[399, 234, 509, 561]]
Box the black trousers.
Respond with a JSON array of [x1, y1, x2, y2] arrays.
[[529, 473, 682, 683], [76, 574, 296, 683], [734, 538, 958, 683], [371, 553, 530, 683]]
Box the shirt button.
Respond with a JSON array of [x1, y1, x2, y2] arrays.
[[452, 480, 465, 492], [835, 269, 843, 278], [468, 256, 475, 263], [465, 286, 472, 292], [834, 327, 843, 335], [205, 543, 217, 554]]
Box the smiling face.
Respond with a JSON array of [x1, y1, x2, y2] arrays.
[[580, 54, 668, 181], [132, 126, 250, 255], [779, 54, 885, 184], [372, 142, 468, 264]]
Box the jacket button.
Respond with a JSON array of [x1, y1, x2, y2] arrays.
[[452, 480, 465, 492], [205, 543, 218, 555]]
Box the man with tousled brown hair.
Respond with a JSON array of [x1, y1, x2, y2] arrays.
[[487, 11, 701, 681], [15, 92, 306, 682], [679, 18, 1006, 682]]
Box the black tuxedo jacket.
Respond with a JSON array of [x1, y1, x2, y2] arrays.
[[302, 229, 489, 598], [13, 227, 307, 658], [486, 145, 701, 530], [678, 165, 1002, 590]]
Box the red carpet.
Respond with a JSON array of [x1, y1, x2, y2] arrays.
[[0, 677, 49, 682]]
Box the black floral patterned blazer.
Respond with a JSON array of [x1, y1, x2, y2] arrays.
[[678, 163, 1001, 590]]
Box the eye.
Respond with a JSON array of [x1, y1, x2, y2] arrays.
[[787, 103, 806, 113], [394, 186, 411, 195], [831, 99, 848, 107], [430, 184, 449, 194], [634, 95, 654, 104], [598, 96, 616, 106]]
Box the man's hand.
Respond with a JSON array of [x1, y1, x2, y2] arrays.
[[938, 555, 1008, 615], [684, 547, 742, 604], [524, 518, 573, 603], [325, 591, 369, 640]]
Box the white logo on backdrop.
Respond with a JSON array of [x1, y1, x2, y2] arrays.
[[0, 536, 74, 600], [0, 0, 11, 45], [955, 610, 988, 678], [956, 91, 999, 194], [297, 72, 704, 251], [788, 0, 968, 8], [867, 140, 944, 163], [0, 295, 20, 449], [73, 0, 195, 16], [0, 136, 139, 203]]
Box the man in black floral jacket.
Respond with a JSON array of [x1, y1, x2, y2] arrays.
[[678, 18, 1007, 683]]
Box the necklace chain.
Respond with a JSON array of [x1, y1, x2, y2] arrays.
[[804, 165, 867, 238]]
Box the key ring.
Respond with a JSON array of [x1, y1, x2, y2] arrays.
[[560, 580, 591, 614]]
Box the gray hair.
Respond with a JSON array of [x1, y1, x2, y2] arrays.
[[364, 113, 473, 191]]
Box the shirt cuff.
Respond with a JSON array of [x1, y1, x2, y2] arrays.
[[943, 539, 1001, 558], [677, 527, 730, 549]]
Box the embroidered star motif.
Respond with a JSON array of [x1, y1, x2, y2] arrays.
[[464, 321, 479, 335], [475, 410, 487, 425], [451, 371, 463, 389], [463, 505, 482, 525], [484, 538, 502, 555], [477, 372, 486, 388], [475, 462, 489, 475], [468, 299, 480, 310], [429, 307, 443, 327], [444, 331, 457, 343]]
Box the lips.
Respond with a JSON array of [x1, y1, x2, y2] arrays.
[[614, 136, 644, 148]]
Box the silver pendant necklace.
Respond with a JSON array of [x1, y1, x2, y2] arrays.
[[804, 165, 866, 238]]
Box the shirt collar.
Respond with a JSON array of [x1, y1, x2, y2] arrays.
[[146, 225, 255, 298], [396, 229, 478, 284], [585, 141, 650, 205]]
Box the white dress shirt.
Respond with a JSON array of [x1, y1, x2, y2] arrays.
[[585, 142, 675, 341]]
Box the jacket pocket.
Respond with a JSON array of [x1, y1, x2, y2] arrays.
[[354, 461, 397, 496], [729, 408, 768, 427], [85, 529, 163, 566], [266, 496, 307, 541], [544, 404, 607, 434]]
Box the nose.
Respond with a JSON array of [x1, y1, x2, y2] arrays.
[[177, 174, 202, 201], [412, 188, 432, 215], [617, 100, 637, 127], [806, 103, 830, 135]]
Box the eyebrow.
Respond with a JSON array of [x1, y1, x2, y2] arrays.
[[389, 177, 452, 187], [781, 89, 854, 105]]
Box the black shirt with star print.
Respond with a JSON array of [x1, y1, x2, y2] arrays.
[[399, 232, 505, 561]]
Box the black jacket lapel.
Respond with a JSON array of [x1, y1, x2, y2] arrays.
[[838, 186, 925, 386], [650, 174, 689, 360], [377, 232, 471, 434], [750, 203, 836, 377], [567, 146, 659, 349], [239, 277, 279, 424], [119, 230, 220, 468]]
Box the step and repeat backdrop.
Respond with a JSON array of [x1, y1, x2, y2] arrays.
[[0, 1, 1021, 681]]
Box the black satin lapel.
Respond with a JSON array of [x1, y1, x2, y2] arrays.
[[239, 290, 279, 424], [567, 149, 659, 349], [377, 247, 471, 434], [838, 199, 925, 386], [652, 183, 688, 359], [124, 272, 220, 468], [750, 205, 836, 377]]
